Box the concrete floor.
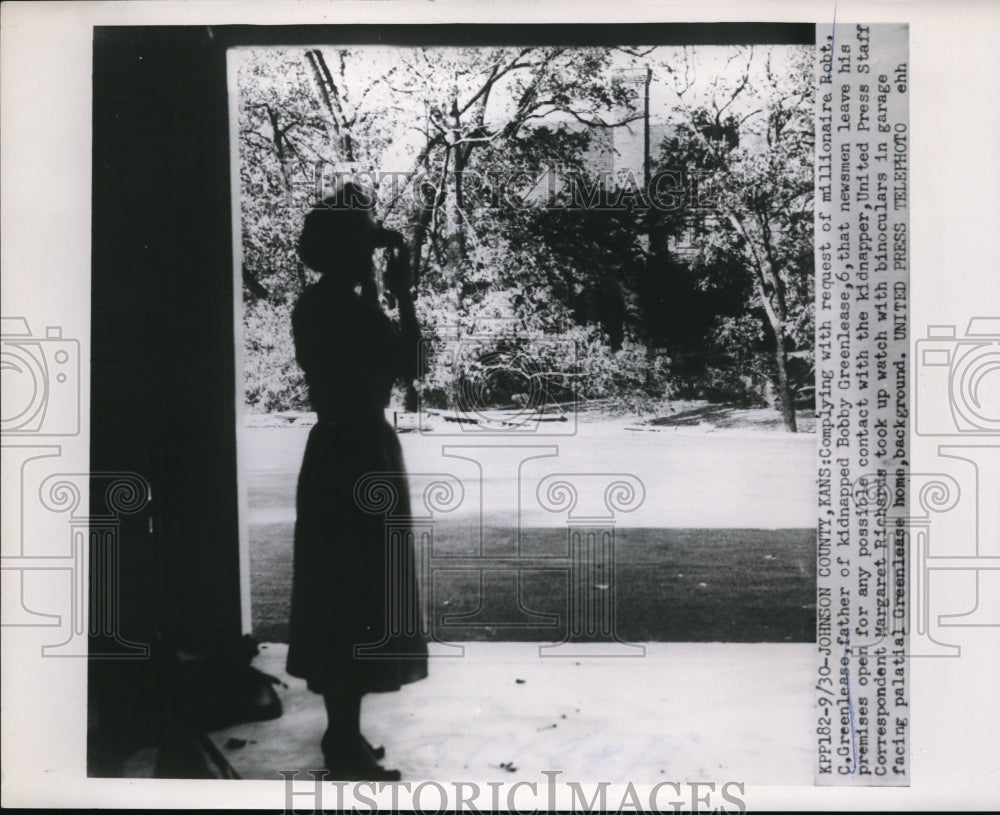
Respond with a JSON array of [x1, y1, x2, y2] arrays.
[[124, 641, 814, 785]]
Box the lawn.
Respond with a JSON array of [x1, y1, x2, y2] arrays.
[[245, 409, 817, 644], [250, 519, 815, 643]]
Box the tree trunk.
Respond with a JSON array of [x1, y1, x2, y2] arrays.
[[448, 164, 467, 268], [750, 261, 798, 433], [305, 50, 354, 162], [403, 177, 438, 416], [771, 330, 798, 432], [266, 107, 293, 205]]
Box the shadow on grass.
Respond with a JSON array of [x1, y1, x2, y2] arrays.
[[251, 523, 815, 644], [642, 404, 816, 433]]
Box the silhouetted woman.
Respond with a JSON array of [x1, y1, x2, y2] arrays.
[[286, 183, 426, 780]]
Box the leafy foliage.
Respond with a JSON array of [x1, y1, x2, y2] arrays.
[[650, 45, 815, 427], [235, 45, 813, 425]]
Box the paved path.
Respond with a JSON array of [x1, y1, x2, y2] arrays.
[[125, 641, 814, 786]]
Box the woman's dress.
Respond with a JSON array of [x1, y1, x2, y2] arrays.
[[285, 279, 427, 694]]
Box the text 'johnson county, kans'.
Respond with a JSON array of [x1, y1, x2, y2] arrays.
[[813, 23, 910, 786]]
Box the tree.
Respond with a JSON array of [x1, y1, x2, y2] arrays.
[[234, 44, 812, 421], [654, 45, 815, 430], [235, 46, 660, 413]]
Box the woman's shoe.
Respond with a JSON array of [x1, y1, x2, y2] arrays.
[[320, 731, 385, 761], [322, 731, 386, 762], [362, 735, 385, 761], [322, 738, 400, 781], [323, 750, 401, 782]]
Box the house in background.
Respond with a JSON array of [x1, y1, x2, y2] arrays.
[[522, 117, 708, 260]]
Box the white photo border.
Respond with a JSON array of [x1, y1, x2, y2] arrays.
[[1, 0, 998, 810]]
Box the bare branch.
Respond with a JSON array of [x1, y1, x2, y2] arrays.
[[240, 129, 274, 150], [715, 46, 754, 119], [617, 46, 657, 58], [357, 65, 399, 105], [738, 108, 765, 125], [304, 50, 339, 124], [458, 46, 542, 117]]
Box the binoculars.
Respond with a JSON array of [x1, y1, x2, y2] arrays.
[[374, 224, 414, 304], [373, 224, 407, 251]]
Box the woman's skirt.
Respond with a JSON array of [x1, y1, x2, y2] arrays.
[[285, 417, 428, 694]]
